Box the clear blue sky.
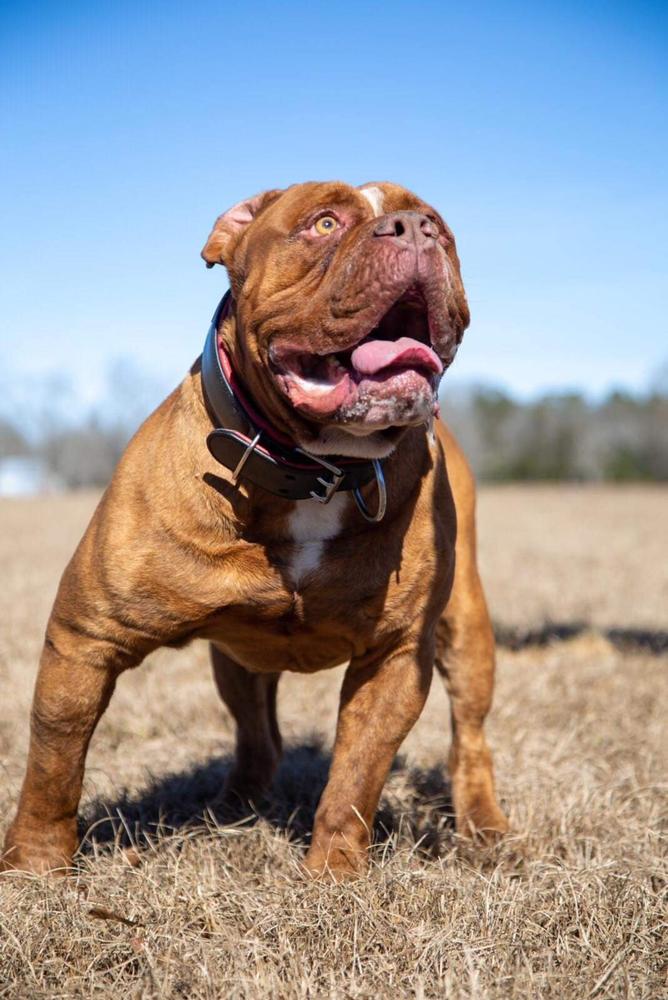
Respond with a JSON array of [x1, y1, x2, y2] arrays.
[[1, 0, 666, 412]]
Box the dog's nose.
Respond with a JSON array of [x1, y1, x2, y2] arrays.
[[373, 211, 439, 246]]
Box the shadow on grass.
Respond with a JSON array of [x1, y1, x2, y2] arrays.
[[79, 739, 455, 859], [494, 620, 668, 654]]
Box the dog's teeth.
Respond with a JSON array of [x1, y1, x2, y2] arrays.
[[291, 373, 336, 395]]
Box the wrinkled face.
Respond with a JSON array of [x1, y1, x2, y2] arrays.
[[201, 181, 469, 453]]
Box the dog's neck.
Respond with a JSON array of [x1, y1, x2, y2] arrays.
[[200, 293, 399, 510]]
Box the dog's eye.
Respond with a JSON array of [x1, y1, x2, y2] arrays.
[[313, 215, 339, 236]]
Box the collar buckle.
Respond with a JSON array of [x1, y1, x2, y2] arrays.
[[296, 449, 344, 504]]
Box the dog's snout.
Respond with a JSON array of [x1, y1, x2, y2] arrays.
[[373, 211, 438, 246]]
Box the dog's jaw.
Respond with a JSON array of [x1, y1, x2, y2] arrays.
[[297, 425, 402, 460]]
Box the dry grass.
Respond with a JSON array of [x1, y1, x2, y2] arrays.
[[1, 487, 666, 998], [477, 484, 668, 631]]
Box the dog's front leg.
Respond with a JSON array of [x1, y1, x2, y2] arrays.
[[304, 638, 433, 881], [2, 619, 140, 874]]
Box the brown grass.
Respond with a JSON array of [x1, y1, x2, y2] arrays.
[[1, 487, 666, 998]]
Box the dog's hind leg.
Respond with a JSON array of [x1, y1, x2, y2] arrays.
[[435, 426, 508, 841], [210, 644, 282, 803], [435, 579, 508, 841]]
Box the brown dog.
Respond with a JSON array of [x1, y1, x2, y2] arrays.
[[2, 181, 507, 879]]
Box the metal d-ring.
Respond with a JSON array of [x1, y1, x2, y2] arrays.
[[353, 459, 387, 523], [231, 431, 262, 484]]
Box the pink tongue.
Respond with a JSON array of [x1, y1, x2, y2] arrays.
[[351, 337, 443, 376]]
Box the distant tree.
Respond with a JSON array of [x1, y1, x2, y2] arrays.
[[0, 418, 29, 458], [443, 381, 668, 483], [35, 360, 169, 488], [39, 416, 129, 488]]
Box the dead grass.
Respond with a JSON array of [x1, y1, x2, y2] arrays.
[[477, 484, 668, 630], [1, 487, 666, 998]]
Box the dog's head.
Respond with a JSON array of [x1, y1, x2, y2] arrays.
[[202, 181, 469, 457]]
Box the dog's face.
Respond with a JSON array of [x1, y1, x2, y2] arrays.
[[202, 181, 469, 455]]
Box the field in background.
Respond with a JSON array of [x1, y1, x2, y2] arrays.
[[0, 486, 666, 998]]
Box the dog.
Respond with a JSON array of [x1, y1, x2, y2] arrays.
[[2, 181, 507, 879]]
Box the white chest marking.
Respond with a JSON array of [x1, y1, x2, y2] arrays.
[[287, 492, 347, 587], [359, 185, 385, 217]]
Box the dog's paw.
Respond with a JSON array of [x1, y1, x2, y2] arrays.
[[1, 821, 77, 876], [302, 837, 369, 883], [206, 765, 275, 820], [1, 847, 74, 876], [456, 802, 509, 844]]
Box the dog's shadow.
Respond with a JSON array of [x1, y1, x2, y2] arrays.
[[80, 740, 455, 860]]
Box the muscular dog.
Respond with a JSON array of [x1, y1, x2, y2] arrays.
[[3, 181, 507, 879]]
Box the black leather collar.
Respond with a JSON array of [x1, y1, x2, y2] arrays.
[[201, 292, 380, 503]]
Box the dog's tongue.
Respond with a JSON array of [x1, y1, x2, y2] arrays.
[[351, 337, 443, 376]]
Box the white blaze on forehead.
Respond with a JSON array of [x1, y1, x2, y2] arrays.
[[359, 185, 385, 217], [287, 492, 347, 587]]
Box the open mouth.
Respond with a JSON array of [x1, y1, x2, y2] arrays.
[[271, 286, 443, 424]]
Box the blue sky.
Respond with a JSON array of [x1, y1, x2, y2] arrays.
[[1, 0, 666, 413]]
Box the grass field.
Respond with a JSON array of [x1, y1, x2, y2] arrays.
[[0, 486, 666, 998]]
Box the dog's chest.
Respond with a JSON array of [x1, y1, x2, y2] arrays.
[[203, 493, 389, 671], [285, 493, 348, 589]]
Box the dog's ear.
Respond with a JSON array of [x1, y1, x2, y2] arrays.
[[201, 189, 283, 268]]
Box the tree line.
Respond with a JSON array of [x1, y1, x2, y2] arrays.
[[1, 363, 666, 487], [442, 384, 668, 482]]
